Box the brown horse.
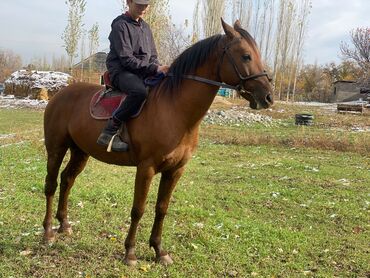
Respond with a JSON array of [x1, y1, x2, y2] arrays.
[[42, 19, 273, 265]]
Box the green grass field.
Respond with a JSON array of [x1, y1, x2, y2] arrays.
[[0, 104, 369, 277]]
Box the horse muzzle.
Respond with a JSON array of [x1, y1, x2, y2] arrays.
[[239, 89, 274, 110]]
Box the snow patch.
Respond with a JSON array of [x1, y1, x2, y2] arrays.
[[0, 95, 48, 109], [4, 70, 72, 90]]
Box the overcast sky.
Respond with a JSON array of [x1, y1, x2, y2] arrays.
[[0, 0, 369, 66]]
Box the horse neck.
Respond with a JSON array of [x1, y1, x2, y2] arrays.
[[172, 61, 220, 130]]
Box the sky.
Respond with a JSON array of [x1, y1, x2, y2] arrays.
[[0, 0, 369, 66]]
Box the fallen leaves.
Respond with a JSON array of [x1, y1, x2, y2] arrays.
[[352, 226, 364, 234], [190, 243, 199, 250], [193, 222, 204, 229], [20, 249, 32, 256], [337, 178, 351, 186], [227, 270, 239, 277], [139, 264, 151, 272]]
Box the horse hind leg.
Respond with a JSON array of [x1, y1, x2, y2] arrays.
[[56, 145, 89, 235], [43, 146, 68, 244]]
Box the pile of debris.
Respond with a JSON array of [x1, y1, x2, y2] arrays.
[[4, 70, 73, 100], [0, 94, 48, 109], [203, 106, 277, 127]]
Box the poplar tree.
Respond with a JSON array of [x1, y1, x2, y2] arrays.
[[144, 0, 171, 62], [88, 23, 100, 72], [291, 0, 311, 101], [79, 30, 86, 81], [62, 0, 87, 73], [192, 0, 201, 43], [202, 0, 226, 37]]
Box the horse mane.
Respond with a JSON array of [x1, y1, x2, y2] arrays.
[[153, 27, 257, 96], [160, 34, 224, 93]]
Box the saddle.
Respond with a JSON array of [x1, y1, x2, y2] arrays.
[[90, 71, 166, 120]]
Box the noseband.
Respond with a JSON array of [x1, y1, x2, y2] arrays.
[[179, 38, 271, 96]]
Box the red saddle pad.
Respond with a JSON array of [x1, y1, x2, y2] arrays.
[[90, 89, 146, 120], [90, 89, 127, 120]]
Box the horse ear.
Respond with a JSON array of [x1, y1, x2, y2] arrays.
[[234, 20, 242, 30], [221, 18, 237, 39]]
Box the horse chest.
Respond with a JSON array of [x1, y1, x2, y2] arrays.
[[158, 147, 193, 172]]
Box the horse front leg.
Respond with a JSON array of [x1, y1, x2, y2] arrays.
[[56, 147, 88, 235], [149, 167, 185, 265], [43, 147, 68, 244], [124, 164, 155, 266]]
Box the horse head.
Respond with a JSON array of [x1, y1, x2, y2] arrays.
[[219, 19, 274, 109]]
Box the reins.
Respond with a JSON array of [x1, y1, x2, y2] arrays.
[[168, 38, 271, 97]]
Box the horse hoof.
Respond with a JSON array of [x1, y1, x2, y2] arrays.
[[58, 226, 73, 235], [124, 258, 137, 266], [157, 254, 173, 265], [42, 232, 56, 244]]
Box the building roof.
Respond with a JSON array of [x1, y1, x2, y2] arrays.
[[73, 52, 107, 73]]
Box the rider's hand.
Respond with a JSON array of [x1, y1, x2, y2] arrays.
[[158, 65, 170, 74]]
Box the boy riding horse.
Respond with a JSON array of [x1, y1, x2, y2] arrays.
[[97, 0, 169, 151]]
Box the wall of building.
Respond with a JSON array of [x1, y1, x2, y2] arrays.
[[332, 82, 363, 102]]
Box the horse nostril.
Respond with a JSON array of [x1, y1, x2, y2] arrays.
[[265, 94, 273, 104]]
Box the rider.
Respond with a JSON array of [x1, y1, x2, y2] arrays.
[[97, 0, 169, 152]]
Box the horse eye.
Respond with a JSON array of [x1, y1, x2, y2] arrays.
[[242, 54, 251, 62]]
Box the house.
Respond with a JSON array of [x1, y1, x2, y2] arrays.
[[331, 80, 364, 103], [73, 51, 107, 84]]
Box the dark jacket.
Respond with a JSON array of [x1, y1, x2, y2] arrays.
[[106, 14, 160, 81]]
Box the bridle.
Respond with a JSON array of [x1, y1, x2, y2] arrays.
[[179, 38, 272, 97]]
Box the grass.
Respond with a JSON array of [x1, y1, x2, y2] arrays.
[[0, 103, 369, 277], [207, 99, 370, 155]]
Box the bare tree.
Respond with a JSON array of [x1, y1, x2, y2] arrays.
[[192, 0, 201, 43], [88, 23, 100, 74], [233, 0, 253, 30], [258, 0, 268, 50], [161, 23, 191, 64], [79, 30, 87, 81], [0, 49, 22, 82], [231, 0, 274, 63], [62, 0, 87, 73], [272, 0, 287, 85], [202, 0, 226, 37], [202, 0, 313, 101], [29, 55, 52, 71], [232, 1, 250, 31], [290, 0, 311, 101], [117, 0, 127, 12], [340, 27, 370, 73], [144, 0, 171, 62], [261, 0, 275, 62], [275, 0, 296, 100], [52, 54, 69, 73], [253, 0, 262, 38]]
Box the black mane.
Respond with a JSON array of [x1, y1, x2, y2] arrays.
[[162, 34, 223, 92], [157, 27, 257, 94]]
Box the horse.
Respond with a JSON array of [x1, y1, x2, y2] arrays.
[[42, 19, 273, 266]]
